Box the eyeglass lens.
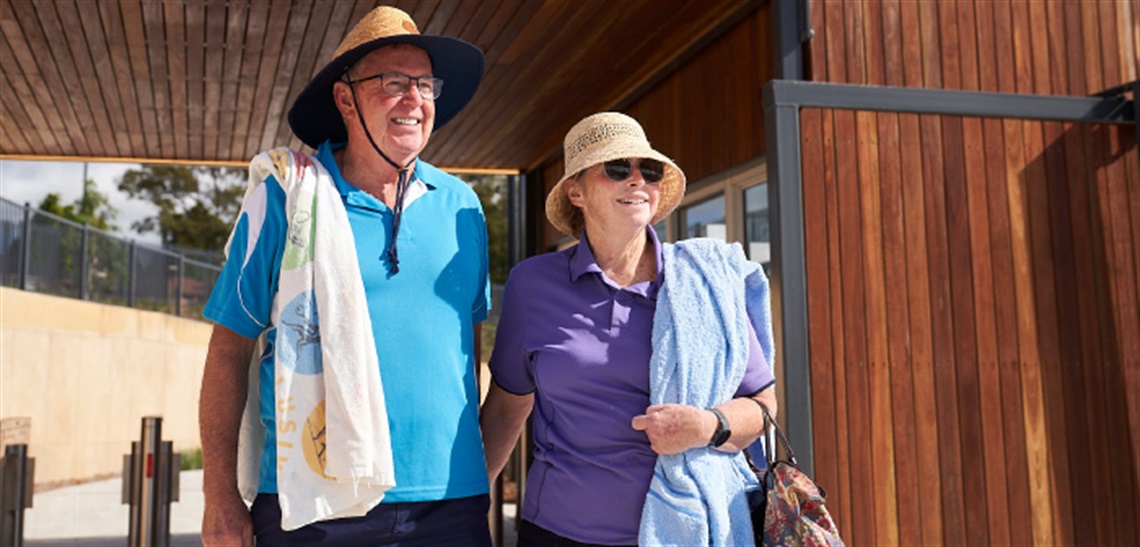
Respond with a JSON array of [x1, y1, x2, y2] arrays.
[[382, 73, 441, 99], [603, 159, 664, 184], [349, 72, 442, 100]]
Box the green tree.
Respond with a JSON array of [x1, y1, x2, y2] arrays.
[[118, 165, 246, 250], [37, 178, 117, 230], [458, 173, 509, 285]]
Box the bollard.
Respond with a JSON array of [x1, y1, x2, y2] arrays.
[[0, 444, 35, 547], [123, 417, 180, 547]]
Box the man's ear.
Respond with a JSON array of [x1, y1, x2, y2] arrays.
[[332, 81, 355, 117], [566, 178, 585, 207]]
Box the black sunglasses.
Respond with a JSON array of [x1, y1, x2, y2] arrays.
[[602, 158, 665, 184]]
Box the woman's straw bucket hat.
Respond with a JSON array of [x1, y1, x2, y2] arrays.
[[288, 6, 484, 149], [546, 112, 687, 238]]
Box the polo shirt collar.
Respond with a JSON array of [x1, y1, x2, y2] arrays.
[[569, 226, 664, 298], [317, 140, 434, 211]]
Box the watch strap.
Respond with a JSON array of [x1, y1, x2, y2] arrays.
[[708, 408, 731, 447]]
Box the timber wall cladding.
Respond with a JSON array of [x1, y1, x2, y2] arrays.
[[799, 106, 1139, 546], [801, 1, 1140, 545]]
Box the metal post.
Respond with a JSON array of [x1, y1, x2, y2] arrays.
[[19, 204, 32, 291], [127, 241, 137, 307], [764, 81, 815, 476], [125, 416, 178, 547], [0, 444, 35, 547], [80, 223, 90, 300], [176, 256, 184, 317]]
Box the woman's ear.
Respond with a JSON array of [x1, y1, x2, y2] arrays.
[[332, 81, 355, 118], [566, 178, 586, 208]]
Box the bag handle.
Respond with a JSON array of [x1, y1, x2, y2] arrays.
[[746, 398, 798, 468]]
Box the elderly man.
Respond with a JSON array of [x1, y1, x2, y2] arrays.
[[199, 6, 491, 546]]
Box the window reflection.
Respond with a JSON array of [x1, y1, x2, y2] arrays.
[[744, 184, 769, 264], [682, 194, 726, 241]]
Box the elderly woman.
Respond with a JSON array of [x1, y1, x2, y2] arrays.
[[481, 112, 778, 546]]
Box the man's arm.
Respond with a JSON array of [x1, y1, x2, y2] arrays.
[[480, 382, 533, 485], [199, 324, 257, 547]]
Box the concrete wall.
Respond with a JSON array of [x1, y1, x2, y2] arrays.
[[0, 287, 211, 486]]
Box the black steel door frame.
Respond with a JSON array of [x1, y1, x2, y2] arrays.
[[762, 79, 1137, 476]]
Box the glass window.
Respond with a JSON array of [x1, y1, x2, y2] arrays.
[[652, 220, 667, 241], [682, 194, 726, 240], [743, 184, 769, 264]]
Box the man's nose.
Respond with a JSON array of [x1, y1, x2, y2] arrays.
[[401, 85, 425, 105]]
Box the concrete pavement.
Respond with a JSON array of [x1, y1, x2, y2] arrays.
[[20, 470, 517, 547], [23, 470, 204, 547]]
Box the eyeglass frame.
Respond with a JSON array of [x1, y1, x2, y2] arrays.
[[343, 71, 443, 101], [598, 158, 665, 184]]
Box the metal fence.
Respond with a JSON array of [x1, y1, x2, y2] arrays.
[[0, 197, 222, 319]]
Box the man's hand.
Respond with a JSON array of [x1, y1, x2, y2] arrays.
[[201, 490, 253, 547], [631, 404, 716, 455]]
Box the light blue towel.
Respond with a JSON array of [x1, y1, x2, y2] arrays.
[[639, 238, 774, 546]]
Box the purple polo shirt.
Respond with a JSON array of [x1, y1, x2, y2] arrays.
[[488, 228, 775, 545]]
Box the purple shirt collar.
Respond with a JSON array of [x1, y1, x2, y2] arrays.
[[569, 226, 664, 300]]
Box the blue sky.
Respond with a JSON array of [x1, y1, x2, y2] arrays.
[[0, 159, 161, 244]]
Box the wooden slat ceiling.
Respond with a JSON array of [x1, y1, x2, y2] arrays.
[[0, 0, 757, 172]]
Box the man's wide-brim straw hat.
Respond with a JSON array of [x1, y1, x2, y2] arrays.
[[546, 112, 686, 238], [288, 6, 484, 149]]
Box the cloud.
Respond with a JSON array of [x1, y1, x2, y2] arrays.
[[0, 159, 161, 244]]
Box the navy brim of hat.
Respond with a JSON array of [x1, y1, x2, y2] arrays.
[[288, 34, 484, 149]]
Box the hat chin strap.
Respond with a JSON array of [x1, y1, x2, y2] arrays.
[[349, 83, 416, 275]]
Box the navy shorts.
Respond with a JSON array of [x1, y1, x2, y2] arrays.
[[251, 493, 492, 547]]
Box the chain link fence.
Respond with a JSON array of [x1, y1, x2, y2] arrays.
[[0, 196, 222, 319]]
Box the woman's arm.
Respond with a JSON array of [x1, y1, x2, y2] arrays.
[[630, 385, 777, 455], [480, 382, 534, 484]]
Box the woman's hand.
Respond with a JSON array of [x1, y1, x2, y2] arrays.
[[631, 404, 716, 455]]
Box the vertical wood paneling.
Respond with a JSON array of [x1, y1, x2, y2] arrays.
[[163, 0, 188, 160], [943, 115, 988, 546], [922, 112, 968, 545], [802, 5, 1140, 545], [59, 0, 119, 157], [821, 109, 852, 532], [835, 109, 873, 544], [899, 112, 942, 545], [1035, 121, 1075, 545], [1100, 125, 1140, 542], [973, 116, 1012, 547], [1076, 124, 1112, 547], [877, 111, 920, 546], [855, 110, 897, 546], [141, 0, 172, 157], [6, 0, 88, 155], [803, 108, 1139, 546], [257, 0, 312, 152], [801, 109, 839, 537], [0, 35, 57, 153], [1061, 123, 1110, 545]]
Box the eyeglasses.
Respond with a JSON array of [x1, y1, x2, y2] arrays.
[[345, 72, 443, 100], [601, 158, 665, 184]]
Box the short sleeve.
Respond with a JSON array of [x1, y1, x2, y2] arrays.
[[472, 195, 490, 324], [487, 267, 535, 395], [735, 320, 776, 397], [202, 175, 287, 339]]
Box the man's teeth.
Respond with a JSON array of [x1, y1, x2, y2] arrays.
[[393, 118, 419, 125], [618, 199, 647, 204]]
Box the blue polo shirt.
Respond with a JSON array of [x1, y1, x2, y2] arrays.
[[488, 228, 773, 544], [204, 141, 491, 502]]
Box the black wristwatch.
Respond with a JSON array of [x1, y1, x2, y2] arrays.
[[708, 408, 731, 447]]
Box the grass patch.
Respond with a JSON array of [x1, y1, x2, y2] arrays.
[[179, 447, 203, 471]]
